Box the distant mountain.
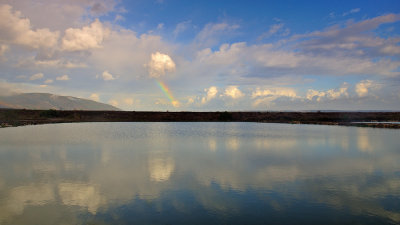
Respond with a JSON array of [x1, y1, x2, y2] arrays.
[[0, 93, 120, 110]]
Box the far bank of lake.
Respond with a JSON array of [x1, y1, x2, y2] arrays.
[[1, 109, 400, 128]]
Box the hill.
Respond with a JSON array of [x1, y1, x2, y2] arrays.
[[0, 93, 119, 110]]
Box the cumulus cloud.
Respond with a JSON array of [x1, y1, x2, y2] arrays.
[[306, 89, 326, 102], [0, 44, 9, 57], [201, 86, 218, 104], [44, 79, 53, 84], [61, 19, 110, 51], [355, 80, 379, 97], [89, 30, 173, 78], [56, 75, 69, 81], [89, 93, 100, 102], [224, 86, 244, 99], [171, 100, 180, 107], [29, 73, 44, 80], [101, 70, 115, 81], [124, 98, 134, 105], [108, 99, 119, 107], [252, 87, 297, 98], [147, 52, 176, 78], [251, 87, 298, 107], [307, 83, 349, 101], [2, 0, 119, 31], [0, 4, 59, 49]]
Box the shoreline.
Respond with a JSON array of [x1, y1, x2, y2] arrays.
[[1, 109, 400, 129]]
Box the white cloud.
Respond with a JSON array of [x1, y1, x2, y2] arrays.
[[171, 100, 180, 107], [108, 99, 119, 107], [61, 19, 110, 51], [17, 57, 88, 69], [157, 23, 164, 30], [0, 44, 9, 57], [252, 87, 297, 98], [326, 84, 349, 99], [187, 97, 195, 104], [251, 87, 298, 107], [195, 22, 239, 47], [355, 80, 380, 97], [124, 98, 134, 105], [44, 79, 53, 84], [89, 93, 100, 102], [380, 45, 400, 55], [296, 14, 400, 61], [224, 86, 244, 99], [343, 8, 360, 16], [89, 30, 173, 78], [101, 70, 115, 81], [2, 0, 119, 30], [201, 86, 218, 104], [307, 84, 349, 101], [306, 89, 326, 102], [114, 14, 124, 23], [29, 73, 44, 80], [258, 23, 289, 40], [56, 75, 70, 81], [0, 4, 59, 49], [147, 52, 176, 78], [173, 20, 192, 37]]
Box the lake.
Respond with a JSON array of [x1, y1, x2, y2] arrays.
[[0, 122, 399, 224]]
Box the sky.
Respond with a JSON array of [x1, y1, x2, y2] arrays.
[[0, 0, 399, 111]]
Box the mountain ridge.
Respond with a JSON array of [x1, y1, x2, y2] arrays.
[[0, 93, 120, 110]]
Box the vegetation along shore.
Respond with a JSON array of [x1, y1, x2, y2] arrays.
[[1, 109, 399, 129]]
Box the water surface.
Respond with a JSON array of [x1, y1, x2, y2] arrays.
[[0, 122, 399, 224]]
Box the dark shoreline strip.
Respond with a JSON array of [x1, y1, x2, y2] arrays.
[[1, 109, 400, 128]]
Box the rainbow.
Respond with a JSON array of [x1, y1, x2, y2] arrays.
[[156, 80, 179, 107]]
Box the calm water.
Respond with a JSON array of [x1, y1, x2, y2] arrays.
[[0, 122, 399, 225]]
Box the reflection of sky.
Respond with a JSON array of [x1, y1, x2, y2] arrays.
[[0, 123, 399, 224]]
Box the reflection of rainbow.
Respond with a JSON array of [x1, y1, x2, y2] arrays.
[[156, 80, 179, 107]]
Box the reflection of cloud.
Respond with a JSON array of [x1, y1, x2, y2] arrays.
[[255, 138, 297, 151], [58, 183, 105, 214], [7, 184, 54, 215], [1, 123, 400, 224], [305, 176, 400, 223], [208, 138, 217, 151], [148, 157, 175, 182], [226, 138, 239, 151], [357, 128, 373, 152]]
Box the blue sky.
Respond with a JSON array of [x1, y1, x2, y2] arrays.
[[0, 0, 399, 110]]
